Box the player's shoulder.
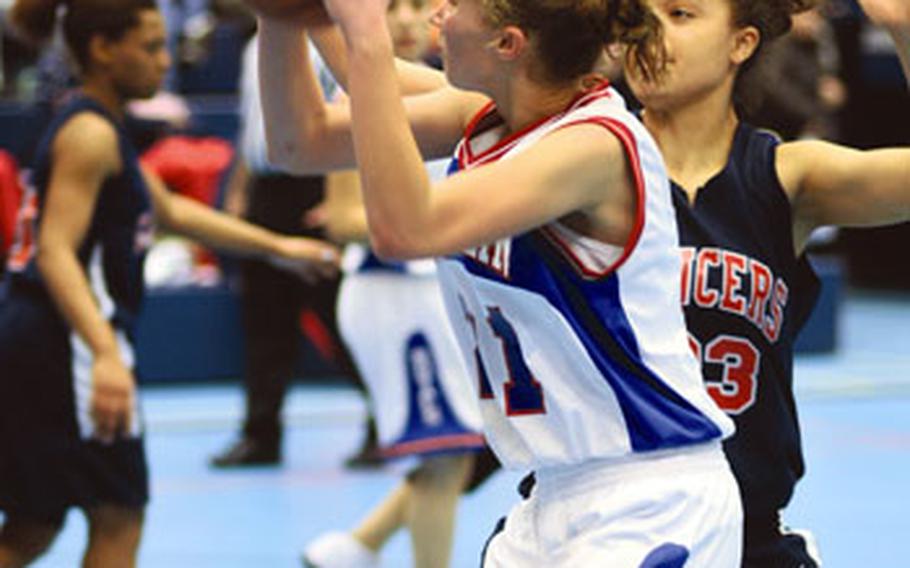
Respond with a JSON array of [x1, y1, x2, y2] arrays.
[[723, 124, 790, 202], [52, 112, 121, 173]]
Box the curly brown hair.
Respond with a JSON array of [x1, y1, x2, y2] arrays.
[[730, 0, 818, 44], [482, 0, 664, 85], [729, 0, 818, 113]]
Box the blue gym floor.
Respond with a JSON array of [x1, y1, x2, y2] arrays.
[[23, 291, 910, 567]]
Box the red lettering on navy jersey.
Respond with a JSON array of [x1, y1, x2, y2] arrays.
[[720, 251, 747, 315], [702, 334, 760, 414], [748, 260, 772, 328], [694, 248, 720, 307], [686, 249, 788, 346], [680, 247, 695, 305]]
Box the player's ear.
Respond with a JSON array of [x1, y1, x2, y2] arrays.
[[731, 25, 759, 66], [491, 25, 528, 62], [89, 35, 117, 68]]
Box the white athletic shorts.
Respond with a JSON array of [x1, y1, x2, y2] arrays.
[[483, 442, 743, 567], [337, 269, 485, 458]]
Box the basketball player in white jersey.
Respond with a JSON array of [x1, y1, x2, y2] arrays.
[[252, 0, 743, 564], [302, 4, 487, 567]]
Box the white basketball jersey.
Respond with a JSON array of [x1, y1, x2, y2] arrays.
[[436, 82, 734, 470]]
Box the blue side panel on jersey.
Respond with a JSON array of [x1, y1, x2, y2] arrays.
[[357, 250, 407, 273], [451, 232, 721, 452], [639, 543, 689, 568], [389, 332, 477, 452]]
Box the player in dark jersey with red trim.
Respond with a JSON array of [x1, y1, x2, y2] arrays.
[[626, 0, 910, 565], [0, 1, 338, 565]]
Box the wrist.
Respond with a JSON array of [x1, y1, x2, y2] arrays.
[[257, 15, 307, 37], [93, 343, 122, 363], [269, 235, 292, 259], [341, 14, 393, 55]]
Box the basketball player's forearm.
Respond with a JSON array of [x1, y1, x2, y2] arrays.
[[310, 25, 446, 96], [346, 26, 433, 259], [36, 247, 121, 359], [257, 19, 332, 172], [165, 193, 287, 257], [855, 149, 910, 223]]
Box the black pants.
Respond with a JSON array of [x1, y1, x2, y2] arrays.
[[238, 173, 360, 445]]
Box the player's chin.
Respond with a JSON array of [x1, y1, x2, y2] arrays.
[[442, 65, 476, 93], [129, 81, 164, 101]]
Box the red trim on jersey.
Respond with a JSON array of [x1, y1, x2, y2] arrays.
[[458, 100, 497, 167], [459, 80, 613, 170], [539, 117, 647, 279], [381, 433, 486, 458]]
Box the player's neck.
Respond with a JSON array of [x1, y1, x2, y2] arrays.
[[642, 91, 739, 197], [495, 74, 586, 137], [81, 81, 126, 121]]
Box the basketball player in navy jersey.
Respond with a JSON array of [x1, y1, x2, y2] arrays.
[[0, 1, 338, 566], [254, 0, 743, 565], [624, 0, 910, 565]]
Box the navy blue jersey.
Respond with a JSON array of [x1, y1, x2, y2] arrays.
[[671, 123, 820, 522], [0, 96, 152, 522], [6, 96, 154, 332]]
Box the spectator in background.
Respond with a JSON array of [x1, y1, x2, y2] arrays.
[[156, 0, 211, 91], [1, 8, 77, 166], [750, 6, 846, 141], [210, 31, 378, 468]]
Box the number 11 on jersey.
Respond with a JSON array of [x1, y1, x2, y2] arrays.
[[458, 296, 546, 416]]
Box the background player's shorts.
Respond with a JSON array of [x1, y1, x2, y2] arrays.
[[337, 270, 484, 459], [482, 442, 742, 567], [0, 287, 148, 526]]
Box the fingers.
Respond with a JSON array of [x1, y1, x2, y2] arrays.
[[291, 238, 341, 264], [308, 240, 341, 264], [270, 255, 339, 282], [302, 205, 328, 229], [314, 258, 340, 278], [267, 236, 340, 282], [90, 383, 134, 444]]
